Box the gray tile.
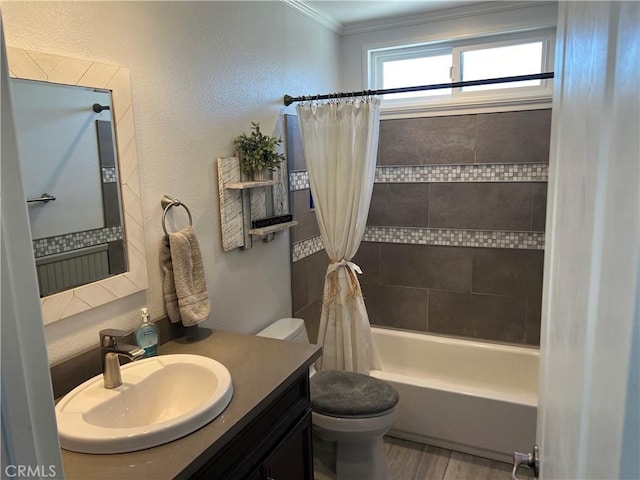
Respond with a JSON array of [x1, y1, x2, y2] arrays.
[[291, 257, 310, 313], [290, 189, 320, 243], [307, 249, 328, 302], [384, 436, 450, 480], [362, 284, 428, 332], [378, 116, 476, 166], [368, 184, 429, 227], [352, 242, 380, 285], [476, 109, 552, 164], [96, 119, 116, 168], [443, 451, 529, 480], [531, 183, 548, 231], [380, 244, 473, 293], [429, 183, 533, 231], [285, 114, 306, 171], [107, 240, 126, 275], [291, 249, 327, 314], [429, 291, 526, 343], [295, 298, 323, 345], [472, 248, 544, 297], [525, 295, 542, 346]]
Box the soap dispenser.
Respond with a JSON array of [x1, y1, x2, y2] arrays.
[[135, 307, 158, 357]]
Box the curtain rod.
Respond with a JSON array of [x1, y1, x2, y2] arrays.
[[283, 72, 554, 106]]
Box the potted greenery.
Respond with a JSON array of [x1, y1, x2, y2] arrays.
[[234, 122, 285, 181]]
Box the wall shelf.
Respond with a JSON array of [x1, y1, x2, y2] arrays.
[[249, 221, 298, 237], [225, 180, 279, 190], [217, 157, 292, 251]]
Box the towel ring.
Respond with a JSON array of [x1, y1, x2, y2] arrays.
[[161, 195, 193, 235]]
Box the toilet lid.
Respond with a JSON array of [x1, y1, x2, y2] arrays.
[[310, 370, 399, 418]]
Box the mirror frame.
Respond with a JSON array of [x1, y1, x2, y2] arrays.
[[7, 46, 148, 325]]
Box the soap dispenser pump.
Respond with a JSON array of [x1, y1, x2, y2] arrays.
[[135, 307, 158, 357]]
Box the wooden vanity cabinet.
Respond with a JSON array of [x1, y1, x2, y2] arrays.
[[191, 372, 314, 480], [260, 413, 313, 480]]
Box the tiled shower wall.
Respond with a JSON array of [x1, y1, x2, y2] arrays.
[[287, 109, 551, 346]]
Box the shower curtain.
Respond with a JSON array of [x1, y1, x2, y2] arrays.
[[296, 97, 381, 374]]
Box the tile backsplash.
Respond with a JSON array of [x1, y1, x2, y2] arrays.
[[287, 109, 551, 346]]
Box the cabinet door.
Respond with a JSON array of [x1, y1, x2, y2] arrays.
[[262, 413, 313, 480]]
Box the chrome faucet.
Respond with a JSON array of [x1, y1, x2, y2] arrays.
[[99, 329, 145, 389]]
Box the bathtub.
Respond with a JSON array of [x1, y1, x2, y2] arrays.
[[370, 327, 538, 463]]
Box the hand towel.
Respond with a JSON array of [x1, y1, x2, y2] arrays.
[[160, 226, 210, 326], [160, 236, 181, 323]]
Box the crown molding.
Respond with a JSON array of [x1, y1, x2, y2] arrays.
[[281, 0, 344, 34], [282, 1, 556, 37], [345, 1, 557, 35]]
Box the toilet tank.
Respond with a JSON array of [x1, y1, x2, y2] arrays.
[[256, 318, 309, 343]]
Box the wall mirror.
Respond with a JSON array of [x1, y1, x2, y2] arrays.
[[7, 46, 148, 325]]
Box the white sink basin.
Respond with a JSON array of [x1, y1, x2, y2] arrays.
[[55, 354, 233, 454]]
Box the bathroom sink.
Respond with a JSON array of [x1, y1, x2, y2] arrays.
[[55, 354, 233, 454]]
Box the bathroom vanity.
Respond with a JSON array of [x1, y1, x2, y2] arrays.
[[58, 330, 321, 479]]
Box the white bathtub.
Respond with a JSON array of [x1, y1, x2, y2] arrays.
[[370, 327, 538, 463]]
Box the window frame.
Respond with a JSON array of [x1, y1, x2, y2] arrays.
[[368, 28, 555, 115]]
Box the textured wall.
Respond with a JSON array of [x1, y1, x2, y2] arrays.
[[2, 1, 340, 364]]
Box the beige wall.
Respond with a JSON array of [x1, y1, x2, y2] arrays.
[[2, 1, 340, 364]]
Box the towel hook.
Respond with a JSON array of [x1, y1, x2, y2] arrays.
[[161, 195, 193, 235]]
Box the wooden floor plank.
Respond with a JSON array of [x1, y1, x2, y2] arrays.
[[443, 451, 532, 480], [313, 436, 530, 480], [385, 437, 451, 480]]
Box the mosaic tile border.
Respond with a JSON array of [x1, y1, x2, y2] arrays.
[[290, 170, 310, 191], [293, 227, 544, 262], [289, 163, 548, 191], [375, 163, 548, 183], [292, 235, 324, 262], [363, 226, 545, 250], [102, 167, 118, 183], [33, 225, 124, 258]]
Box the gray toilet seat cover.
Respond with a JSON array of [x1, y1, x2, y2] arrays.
[[310, 370, 399, 417]]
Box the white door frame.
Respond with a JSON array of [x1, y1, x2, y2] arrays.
[[537, 1, 639, 478], [0, 15, 63, 478]]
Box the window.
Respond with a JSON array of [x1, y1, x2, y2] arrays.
[[375, 46, 452, 100], [456, 39, 546, 92], [369, 30, 554, 109]]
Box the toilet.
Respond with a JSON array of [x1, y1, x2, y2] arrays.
[[257, 318, 399, 480]]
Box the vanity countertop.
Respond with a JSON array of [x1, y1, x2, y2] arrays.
[[59, 329, 321, 479]]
